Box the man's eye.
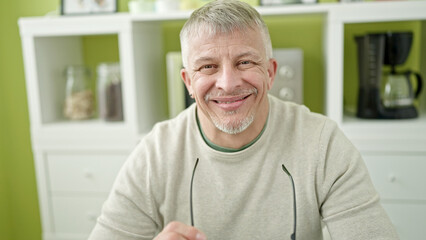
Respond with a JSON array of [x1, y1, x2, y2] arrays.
[[238, 60, 256, 69], [198, 64, 218, 74]]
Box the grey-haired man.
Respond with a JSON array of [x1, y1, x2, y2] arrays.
[[89, 1, 399, 239]]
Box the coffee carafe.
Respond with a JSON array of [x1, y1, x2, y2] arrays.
[[355, 31, 423, 119], [383, 70, 422, 109]]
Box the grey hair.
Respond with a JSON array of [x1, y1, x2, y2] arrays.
[[179, 0, 273, 68]]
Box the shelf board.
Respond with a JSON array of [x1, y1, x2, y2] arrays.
[[341, 113, 426, 152], [20, 1, 426, 36], [329, 0, 426, 23], [343, 113, 426, 128], [32, 119, 139, 150], [40, 118, 127, 131]]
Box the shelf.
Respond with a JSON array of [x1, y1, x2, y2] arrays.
[[42, 118, 126, 129], [341, 114, 426, 152], [18, 1, 426, 29], [328, 1, 426, 23], [29, 34, 122, 123], [343, 113, 426, 129], [18, 0, 426, 145], [32, 119, 138, 150]]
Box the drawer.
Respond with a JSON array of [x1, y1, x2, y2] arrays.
[[47, 152, 127, 193], [363, 154, 426, 200], [51, 195, 107, 235], [382, 201, 426, 240]]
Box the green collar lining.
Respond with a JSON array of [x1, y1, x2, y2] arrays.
[[196, 109, 267, 153]]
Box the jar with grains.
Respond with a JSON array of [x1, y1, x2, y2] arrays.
[[97, 62, 123, 121], [63, 65, 94, 120]]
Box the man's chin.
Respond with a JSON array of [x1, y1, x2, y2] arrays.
[[213, 115, 254, 135]]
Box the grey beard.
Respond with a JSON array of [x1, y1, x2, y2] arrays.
[[212, 112, 255, 135], [205, 88, 258, 134]]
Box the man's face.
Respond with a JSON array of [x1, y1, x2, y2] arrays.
[[181, 28, 276, 135]]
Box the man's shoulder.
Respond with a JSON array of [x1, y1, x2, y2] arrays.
[[269, 95, 328, 123], [268, 94, 339, 142]]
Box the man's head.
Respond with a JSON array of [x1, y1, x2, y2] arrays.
[[180, 0, 277, 147], [180, 0, 273, 68]]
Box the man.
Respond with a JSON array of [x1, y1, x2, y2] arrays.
[[89, 1, 399, 239]]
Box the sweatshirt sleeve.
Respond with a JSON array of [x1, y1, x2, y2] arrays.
[[317, 120, 399, 240], [88, 142, 160, 240]]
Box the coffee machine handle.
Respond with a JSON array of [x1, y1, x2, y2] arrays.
[[412, 72, 423, 99]]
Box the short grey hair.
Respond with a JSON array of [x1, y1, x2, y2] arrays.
[[179, 0, 273, 68]]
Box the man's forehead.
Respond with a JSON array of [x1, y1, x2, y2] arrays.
[[189, 30, 262, 51], [184, 27, 266, 66], [190, 25, 260, 41]]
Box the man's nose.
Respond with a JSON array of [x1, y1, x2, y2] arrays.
[[215, 64, 242, 93]]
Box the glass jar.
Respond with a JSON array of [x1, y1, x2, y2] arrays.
[[63, 65, 94, 120], [97, 62, 123, 121]]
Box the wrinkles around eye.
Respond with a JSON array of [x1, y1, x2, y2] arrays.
[[198, 64, 218, 74]]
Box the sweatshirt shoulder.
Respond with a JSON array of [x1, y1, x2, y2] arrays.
[[269, 95, 331, 128]]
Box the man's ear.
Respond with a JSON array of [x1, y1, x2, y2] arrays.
[[181, 68, 193, 97], [267, 58, 278, 90]]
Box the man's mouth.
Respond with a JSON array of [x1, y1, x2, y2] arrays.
[[205, 88, 258, 103], [205, 88, 258, 112], [213, 94, 251, 104]]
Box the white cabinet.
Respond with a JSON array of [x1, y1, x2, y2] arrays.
[[381, 202, 426, 239], [330, 3, 426, 239], [51, 195, 108, 236], [362, 155, 426, 201], [47, 153, 127, 193], [33, 151, 128, 240], [363, 154, 426, 240], [19, 1, 426, 239]]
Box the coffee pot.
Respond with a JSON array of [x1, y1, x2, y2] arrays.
[[355, 31, 423, 119], [383, 70, 422, 109]]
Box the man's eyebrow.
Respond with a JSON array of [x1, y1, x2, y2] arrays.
[[192, 51, 261, 68], [236, 51, 259, 59], [193, 56, 216, 66]]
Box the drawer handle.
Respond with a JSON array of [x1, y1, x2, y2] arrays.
[[83, 169, 93, 178], [388, 174, 396, 183], [87, 212, 98, 222]]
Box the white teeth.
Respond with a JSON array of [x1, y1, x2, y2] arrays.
[[216, 96, 246, 104]]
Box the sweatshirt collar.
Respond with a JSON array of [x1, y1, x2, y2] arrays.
[[196, 108, 268, 153]]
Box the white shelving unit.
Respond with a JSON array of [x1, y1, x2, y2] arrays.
[[324, 1, 426, 150], [19, 1, 426, 239]]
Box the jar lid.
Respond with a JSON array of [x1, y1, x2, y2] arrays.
[[97, 62, 121, 83], [64, 65, 91, 77], [97, 62, 120, 74]]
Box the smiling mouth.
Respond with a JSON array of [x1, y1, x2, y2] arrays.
[[205, 88, 258, 104], [213, 94, 252, 104]]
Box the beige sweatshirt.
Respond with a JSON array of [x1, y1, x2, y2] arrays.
[[89, 95, 399, 240]]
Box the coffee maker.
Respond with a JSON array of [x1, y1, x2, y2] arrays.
[[355, 31, 423, 119]]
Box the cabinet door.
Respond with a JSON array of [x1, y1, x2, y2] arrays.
[[51, 195, 108, 237], [47, 152, 128, 193], [363, 154, 426, 240], [45, 151, 129, 238], [363, 154, 426, 201], [382, 202, 426, 240]]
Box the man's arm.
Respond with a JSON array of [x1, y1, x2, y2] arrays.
[[317, 120, 399, 239], [88, 143, 206, 240]]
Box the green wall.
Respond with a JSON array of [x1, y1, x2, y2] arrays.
[[0, 1, 57, 240], [0, 1, 422, 240]]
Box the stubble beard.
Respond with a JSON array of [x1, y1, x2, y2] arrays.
[[205, 88, 257, 135]]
